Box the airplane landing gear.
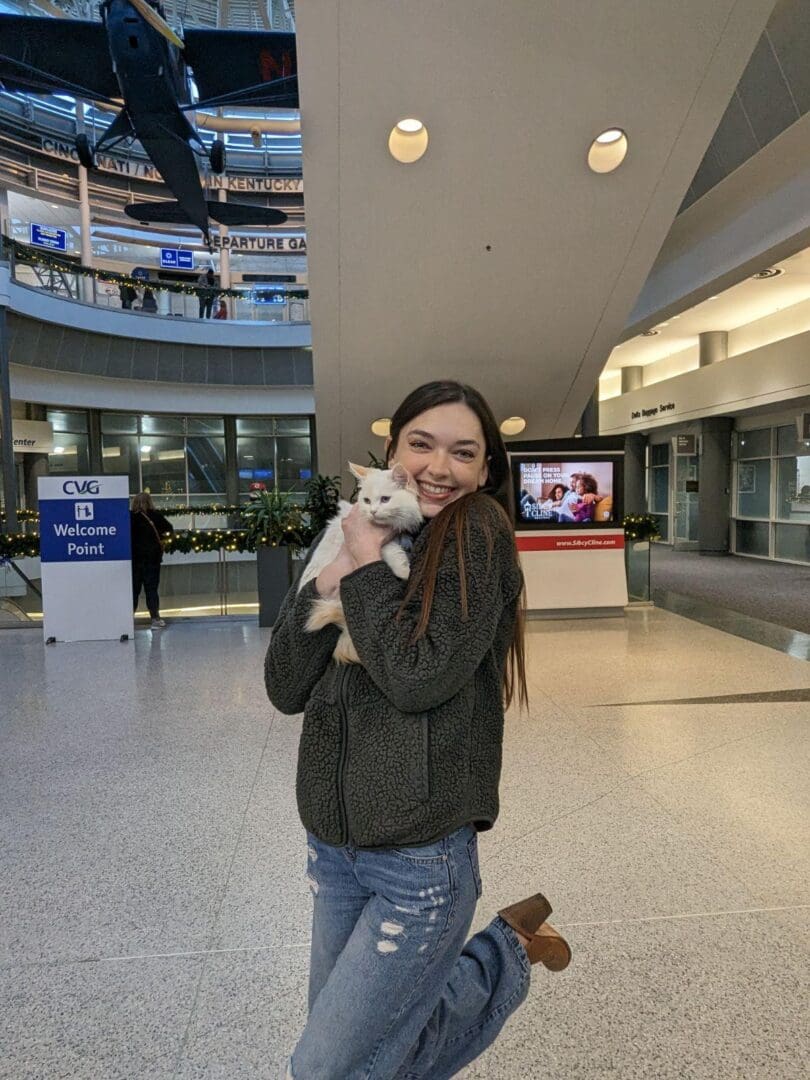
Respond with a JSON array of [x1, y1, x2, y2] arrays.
[[210, 138, 226, 174], [76, 133, 96, 170]]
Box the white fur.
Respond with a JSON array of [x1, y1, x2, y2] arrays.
[[298, 464, 423, 664]]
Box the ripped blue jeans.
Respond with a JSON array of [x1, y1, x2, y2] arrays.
[[288, 825, 531, 1079]]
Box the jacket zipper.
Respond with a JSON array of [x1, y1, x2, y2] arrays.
[[336, 664, 351, 845]]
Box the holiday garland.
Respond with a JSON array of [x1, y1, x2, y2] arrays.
[[622, 513, 662, 542], [4, 237, 309, 303], [2, 513, 663, 559]]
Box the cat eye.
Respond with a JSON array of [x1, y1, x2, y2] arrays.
[[380, 496, 391, 503], [363, 497, 371, 504]]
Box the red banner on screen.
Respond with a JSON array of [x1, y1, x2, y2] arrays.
[[516, 534, 625, 552]]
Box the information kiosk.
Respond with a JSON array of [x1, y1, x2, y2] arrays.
[[38, 475, 132, 643], [510, 438, 628, 615]]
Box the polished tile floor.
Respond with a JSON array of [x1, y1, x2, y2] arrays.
[[1, 609, 808, 1078]]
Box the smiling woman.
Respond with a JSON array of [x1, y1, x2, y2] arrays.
[[265, 379, 572, 1080]]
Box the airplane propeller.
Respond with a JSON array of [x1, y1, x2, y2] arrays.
[[128, 0, 185, 50]]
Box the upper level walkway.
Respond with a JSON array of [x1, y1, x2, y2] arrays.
[[1, 263, 313, 389]]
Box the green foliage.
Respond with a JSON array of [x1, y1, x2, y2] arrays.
[[240, 488, 307, 551], [302, 474, 342, 544], [623, 513, 662, 542]]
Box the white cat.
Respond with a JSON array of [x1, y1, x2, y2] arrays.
[[298, 462, 423, 664]]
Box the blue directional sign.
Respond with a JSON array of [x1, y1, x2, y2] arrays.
[[30, 223, 67, 252], [160, 248, 195, 270]]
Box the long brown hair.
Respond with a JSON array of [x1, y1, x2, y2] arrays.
[[386, 381, 528, 711], [131, 492, 155, 514]]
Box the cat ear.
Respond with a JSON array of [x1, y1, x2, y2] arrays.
[[348, 462, 368, 480], [390, 462, 411, 489]]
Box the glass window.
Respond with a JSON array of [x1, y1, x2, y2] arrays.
[[651, 513, 668, 542], [102, 433, 140, 493], [187, 416, 225, 435], [735, 428, 771, 459], [187, 437, 226, 495], [140, 436, 186, 496], [48, 432, 89, 474], [47, 409, 88, 434], [237, 436, 275, 492], [276, 417, 311, 436], [735, 520, 769, 557], [277, 436, 313, 491], [236, 418, 275, 435], [101, 412, 138, 434], [141, 414, 185, 436], [776, 424, 798, 457], [774, 523, 810, 563], [650, 443, 669, 467], [776, 454, 810, 521], [650, 467, 669, 514], [736, 459, 771, 518]]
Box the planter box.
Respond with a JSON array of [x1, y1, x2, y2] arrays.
[[256, 545, 293, 627]]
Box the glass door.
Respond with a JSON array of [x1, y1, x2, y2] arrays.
[[673, 437, 700, 548]]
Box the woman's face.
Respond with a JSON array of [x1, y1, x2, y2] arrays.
[[575, 479, 585, 495], [388, 402, 489, 518], [553, 485, 564, 500]]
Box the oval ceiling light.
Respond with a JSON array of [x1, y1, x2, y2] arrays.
[[587, 127, 628, 174], [388, 118, 429, 164], [753, 267, 783, 279], [370, 417, 392, 437], [500, 417, 527, 436]]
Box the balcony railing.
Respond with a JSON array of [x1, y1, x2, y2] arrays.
[[1, 235, 310, 324]]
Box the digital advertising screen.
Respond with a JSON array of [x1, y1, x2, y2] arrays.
[[513, 458, 617, 527]]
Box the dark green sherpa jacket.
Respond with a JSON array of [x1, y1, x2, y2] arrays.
[[264, 495, 523, 849]]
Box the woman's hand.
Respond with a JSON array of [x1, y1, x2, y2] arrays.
[[341, 504, 393, 568]]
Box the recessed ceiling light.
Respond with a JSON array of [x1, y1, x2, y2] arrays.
[[656, 322, 669, 328], [588, 128, 628, 173], [753, 267, 783, 279], [388, 119, 429, 163], [370, 417, 391, 437], [708, 296, 718, 301], [642, 329, 660, 337], [500, 416, 527, 436]]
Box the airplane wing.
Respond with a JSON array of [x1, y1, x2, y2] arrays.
[[183, 29, 298, 109], [0, 15, 119, 103]]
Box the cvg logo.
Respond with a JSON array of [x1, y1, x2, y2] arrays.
[[63, 480, 100, 495]]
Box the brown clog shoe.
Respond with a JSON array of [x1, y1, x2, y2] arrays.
[[498, 892, 572, 972]]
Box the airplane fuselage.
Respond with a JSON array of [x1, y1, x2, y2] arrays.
[[102, 0, 209, 234]]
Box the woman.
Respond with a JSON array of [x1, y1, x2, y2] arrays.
[[265, 381, 571, 1079], [130, 492, 173, 629], [539, 482, 568, 521]]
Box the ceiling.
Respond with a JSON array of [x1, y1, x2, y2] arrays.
[[296, 0, 778, 475], [603, 244, 810, 373]]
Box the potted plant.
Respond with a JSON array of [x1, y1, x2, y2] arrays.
[[240, 489, 307, 627], [301, 473, 342, 549]]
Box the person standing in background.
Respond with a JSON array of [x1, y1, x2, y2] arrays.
[[197, 268, 217, 318], [130, 492, 174, 629]]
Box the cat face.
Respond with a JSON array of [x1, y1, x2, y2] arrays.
[[349, 463, 423, 531]]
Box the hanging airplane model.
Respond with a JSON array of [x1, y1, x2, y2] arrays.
[[0, 0, 298, 244]]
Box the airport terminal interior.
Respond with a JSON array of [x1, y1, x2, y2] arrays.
[[0, 0, 808, 1077]]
